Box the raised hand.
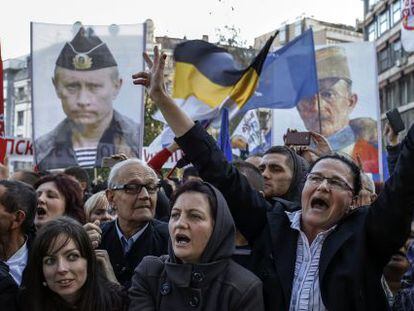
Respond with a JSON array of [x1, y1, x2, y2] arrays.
[[132, 46, 168, 103], [383, 121, 399, 147], [309, 131, 332, 156]]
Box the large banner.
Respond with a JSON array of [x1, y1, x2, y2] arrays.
[[271, 42, 381, 176], [402, 0, 414, 52], [31, 22, 145, 170]]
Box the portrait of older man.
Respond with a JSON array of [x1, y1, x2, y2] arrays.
[[34, 26, 141, 170], [296, 46, 379, 173]]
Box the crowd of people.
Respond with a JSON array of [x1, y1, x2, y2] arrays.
[[1, 46, 414, 310]]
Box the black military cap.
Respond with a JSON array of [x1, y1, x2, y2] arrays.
[[55, 27, 117, 71]]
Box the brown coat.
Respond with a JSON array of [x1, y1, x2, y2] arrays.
[[128, 183, 264, 311]]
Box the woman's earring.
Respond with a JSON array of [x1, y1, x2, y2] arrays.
[[42, 281, 47, 287]]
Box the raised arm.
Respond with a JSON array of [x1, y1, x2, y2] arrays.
[[366, 123, 414, 260], [132, 47, 269, 243], [132, 46, 194, 137]]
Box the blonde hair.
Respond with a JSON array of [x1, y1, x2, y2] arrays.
[[84, 191, 109, 221]]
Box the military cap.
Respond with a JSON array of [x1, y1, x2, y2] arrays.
[[56, 27, 117, 71], [316, 46, 351, 82]]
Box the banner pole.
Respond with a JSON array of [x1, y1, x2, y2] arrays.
[[317, 94, 322, 134]]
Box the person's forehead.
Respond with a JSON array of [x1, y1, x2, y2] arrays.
[[116, 163, 157, 183], [173, 191, 210, 211], [55, 66, 115, 83], [319, 78, 349, 91], [37, 181, 59, 192], [262, 153, 289, 166], [311, 158, 353, 181]]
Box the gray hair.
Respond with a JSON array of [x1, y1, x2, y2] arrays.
[[107, 158, 155, 189]]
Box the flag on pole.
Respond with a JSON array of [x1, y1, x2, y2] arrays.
[[402, 0, 414, 52], [217, 107, 233, 161], [240, 29, 318, 112], [157, 33, 276, 122]]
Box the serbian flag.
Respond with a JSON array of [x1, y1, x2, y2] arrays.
[[402, 0, 414, 52], [153, 33, 277, 123]]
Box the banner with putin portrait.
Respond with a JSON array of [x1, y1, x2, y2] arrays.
[[270, 42, 382, 178], [31, 22, 145, 170]]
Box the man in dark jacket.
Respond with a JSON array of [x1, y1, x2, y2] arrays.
[[132, 46, 414, 310], [85, 158, 169, 288], [0, 180, 37, 287]]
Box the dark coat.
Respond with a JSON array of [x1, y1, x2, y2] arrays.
[[175, 122, 414, 311], [128, 183, 264, 311], [99, 219, 169, 289], [0, 261, 19, 311], [386, 143, 401, 175], [35, 110, 141, 170]]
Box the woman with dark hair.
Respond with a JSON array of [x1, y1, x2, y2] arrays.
[[128, 180, 264, 311], [34, 173, 86, 229], [20, 216, 127, 311]]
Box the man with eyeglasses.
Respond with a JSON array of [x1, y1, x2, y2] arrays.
[[296, 46, 378, 174], [85, 158, 168, 288], [135, 46, 414, 310]]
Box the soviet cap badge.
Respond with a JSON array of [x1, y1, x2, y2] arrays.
[[72, 53, 93, 70]]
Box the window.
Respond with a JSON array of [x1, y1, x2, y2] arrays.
[[368, 22, 376, 41], [295, 21, 302, 37], [17, 111, 24, 126], [279, 27, 286, 44], [392, 40, 403, 64], [392, 0, 401, 25], [378, 48, 389, 72], [17, 87, 25, 100], [379, 10, 389, 35]]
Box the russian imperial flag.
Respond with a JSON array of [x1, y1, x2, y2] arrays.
[[169, 33, 276, 121]]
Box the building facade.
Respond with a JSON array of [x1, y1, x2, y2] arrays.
[[254, 17, 363, 51], [362, 0, 414, 130]]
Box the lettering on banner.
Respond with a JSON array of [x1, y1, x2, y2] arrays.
[[26, 142, 33, 155], [4, 138, 33, 156]]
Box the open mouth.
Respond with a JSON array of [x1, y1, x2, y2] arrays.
[[36, 207, 47, 216], [56, 279, 74, 286], [175, 233, 191, 246], [311, 197, 329, 211]]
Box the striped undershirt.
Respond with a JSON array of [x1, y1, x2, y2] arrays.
[[74, 147, 97, 168], [286, 210, 336, 311]]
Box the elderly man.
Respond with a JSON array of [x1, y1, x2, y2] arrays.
[[296, 46, 378, 174], [86, 159, 168, 288], [35, 27, 140, 170], [134, 46, 414, 310], [0, 180, 37, 286]]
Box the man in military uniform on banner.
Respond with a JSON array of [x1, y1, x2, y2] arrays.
[[35, 27, 140, 170], [296, 46, 379, 173]]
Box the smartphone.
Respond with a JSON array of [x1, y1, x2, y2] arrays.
[[386, 108, 405, 134], [101, 157, 123, 168], [285, 131, 311, 146]]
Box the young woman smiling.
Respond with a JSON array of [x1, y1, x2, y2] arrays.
[[20, 216, 127, 311]]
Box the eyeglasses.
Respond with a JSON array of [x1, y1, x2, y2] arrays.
[[111, 183, 160, 195], [306, 173, 354, 193]]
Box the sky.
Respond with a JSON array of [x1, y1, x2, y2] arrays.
[[0, 0, 364, 60]]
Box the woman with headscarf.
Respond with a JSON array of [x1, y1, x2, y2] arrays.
[[128, 180, 263, 311]]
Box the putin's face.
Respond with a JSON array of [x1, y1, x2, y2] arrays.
[[297, 78, 357, 137], [53, 66, 122, 127]]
